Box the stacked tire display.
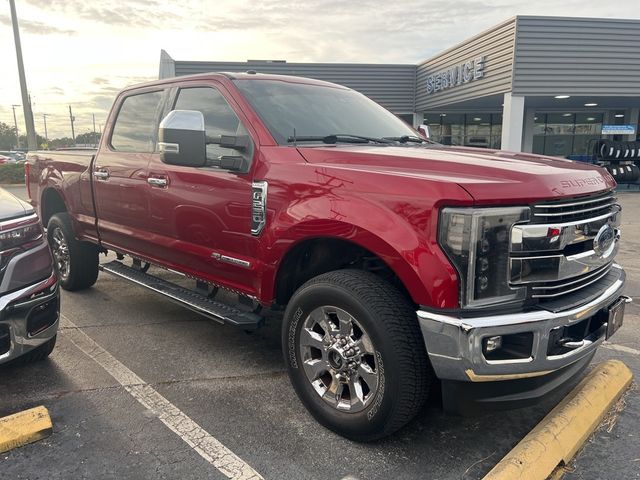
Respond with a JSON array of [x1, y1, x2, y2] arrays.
[[594, 140, 640, 184]]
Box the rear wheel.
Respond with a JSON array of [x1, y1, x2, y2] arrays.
[[47, 213, 99, 291], [282, 269, 431, 441]]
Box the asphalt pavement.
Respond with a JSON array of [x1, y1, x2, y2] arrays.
[[1, 184, 638, 479]]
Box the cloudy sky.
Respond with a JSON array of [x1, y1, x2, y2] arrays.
[[0, 0, 638, 140]]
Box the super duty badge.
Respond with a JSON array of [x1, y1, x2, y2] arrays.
[[251, 181, 268, 236]]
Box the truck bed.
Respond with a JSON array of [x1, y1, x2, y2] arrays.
[[26, 149, 98, 242]]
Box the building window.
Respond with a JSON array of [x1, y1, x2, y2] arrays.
[[532, 112, 603, 158], [423, 113, 502, 148]]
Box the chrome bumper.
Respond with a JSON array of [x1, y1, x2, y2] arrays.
[[416, 265, 626, 382], [0, 272, 59, 365]]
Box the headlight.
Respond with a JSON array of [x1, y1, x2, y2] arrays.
[[0, 218, 44, 268], [439, 206, 530, 308]]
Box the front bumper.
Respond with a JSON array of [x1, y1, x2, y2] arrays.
[[416, 264, 626, 383], [0, 272, 59, 365]]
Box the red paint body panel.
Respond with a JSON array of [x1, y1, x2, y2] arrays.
[[26, 73, 617, 310]]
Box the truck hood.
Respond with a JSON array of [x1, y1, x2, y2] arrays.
[[297, 145, 616, 203], [0, 188, 33, 221]]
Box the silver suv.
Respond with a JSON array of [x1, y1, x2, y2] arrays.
[[0, 188, 58, 365]]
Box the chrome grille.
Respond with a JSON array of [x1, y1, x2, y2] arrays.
[[529, 263, 613, 299], [531, 190, 618, 224]]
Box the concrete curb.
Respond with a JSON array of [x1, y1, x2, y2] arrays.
[[483, 360, 633, 480], [0, 406, 53, 453]]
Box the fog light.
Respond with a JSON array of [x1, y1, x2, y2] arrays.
[[484, 335, 502, 353]]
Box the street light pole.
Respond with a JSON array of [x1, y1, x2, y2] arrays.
[[69, 105, 76, 143], [42, 114, 49, 146], [92, 113, 97, 146], [11, 104, 20, 149], [9, 0, 37, 151]]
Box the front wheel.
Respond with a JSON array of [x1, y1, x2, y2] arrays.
[[282, 270, 431, 441]]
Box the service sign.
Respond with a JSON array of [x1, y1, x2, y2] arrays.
[[425, 56, 486, 95], [601, 125, 636, 135]]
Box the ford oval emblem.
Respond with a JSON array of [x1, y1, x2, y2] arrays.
[[593, 224, 616, 257]]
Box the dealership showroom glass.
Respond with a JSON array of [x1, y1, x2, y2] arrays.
[[160, 15, 640, 159]]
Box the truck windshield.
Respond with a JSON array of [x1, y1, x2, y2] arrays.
[[234, 79, 418, 145]]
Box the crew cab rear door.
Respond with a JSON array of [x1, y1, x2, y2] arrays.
[[93, 88, 166, 256]]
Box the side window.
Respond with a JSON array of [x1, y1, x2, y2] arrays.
[[111, 91, 163, 152], [174, 87, 248, 161]]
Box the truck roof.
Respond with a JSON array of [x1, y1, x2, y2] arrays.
[[122, 72, 347, 93]]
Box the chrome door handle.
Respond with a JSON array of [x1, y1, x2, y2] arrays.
[[93, 170, 109, 180], [147, 177, 168, 187]]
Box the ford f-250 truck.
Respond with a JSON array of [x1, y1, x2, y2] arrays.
[[26, 72, 628, 441]]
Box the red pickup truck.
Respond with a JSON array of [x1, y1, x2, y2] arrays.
[[26, 72, 627, 441]]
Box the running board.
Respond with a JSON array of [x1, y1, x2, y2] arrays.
[[99, 261, 264, 330]]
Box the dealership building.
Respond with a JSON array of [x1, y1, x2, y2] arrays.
[[159, 16, 640, 158]]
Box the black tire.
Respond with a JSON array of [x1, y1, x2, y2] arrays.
[[602, 140, 615, 159], [625, 165, 634, 182], [621, 142, 629, 159], [630, 164, 640, 183], [10, 335, 57, 365], [282, 269, 430, 441], [617, 165, 627, 183], [613, 142, 622, 159], [47, 213, 99, 291], [616, 166, 624, 182]]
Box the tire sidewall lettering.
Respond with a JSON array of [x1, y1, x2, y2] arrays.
[[288, 306, 304, 369], [366, 351, 385, 421]]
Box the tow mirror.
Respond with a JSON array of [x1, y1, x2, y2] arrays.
[[158, 110, 206, 167], [417, 124, 431, 140]]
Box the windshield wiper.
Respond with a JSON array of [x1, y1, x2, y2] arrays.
[[287, 134, 393, 145], [383, 135, 430, 144]]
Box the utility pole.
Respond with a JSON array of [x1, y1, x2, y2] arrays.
[[92, 113, 97, 147], [9, 0, 37, 151], [69, 105, 76, 143], [42, 114, 49, 145], [11, 104, 20, 149]]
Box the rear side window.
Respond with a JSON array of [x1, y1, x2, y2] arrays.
[[111, 91, 163, 152]]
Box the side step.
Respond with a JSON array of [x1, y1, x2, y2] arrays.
[[99, 261, 264, 330]]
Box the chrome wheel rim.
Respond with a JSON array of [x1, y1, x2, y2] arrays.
[[299, 306, 380, 413], [51, 227, 70, 281]]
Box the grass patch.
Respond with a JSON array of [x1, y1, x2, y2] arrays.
[[0, 163, 25, 184]]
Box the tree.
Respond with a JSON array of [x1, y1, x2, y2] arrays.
[[48, 137, 75, 149], [0, 122, 19, 150], [18, 133, 46, 150], [75, 132, 101, 146]]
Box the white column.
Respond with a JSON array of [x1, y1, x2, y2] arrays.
[[501, 93, 525, 152], [413, 112, 424, 129]]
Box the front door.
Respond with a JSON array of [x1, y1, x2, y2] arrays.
[[145, 84, 258, 295]]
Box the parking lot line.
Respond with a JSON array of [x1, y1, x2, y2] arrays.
[[602, 342, 640, 356], [59, 314, 264, 480]]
